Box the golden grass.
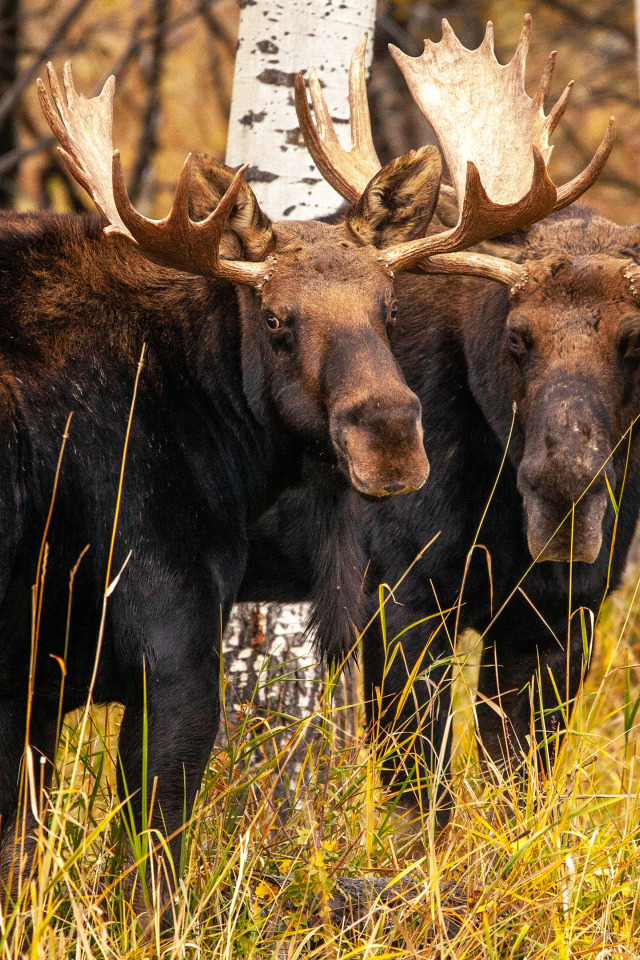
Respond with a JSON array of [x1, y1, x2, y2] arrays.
[[1, 553, 639, 959]]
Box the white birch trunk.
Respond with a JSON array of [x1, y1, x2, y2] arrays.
[[225, 0, 377, 220], [221, 0, 377, 788]]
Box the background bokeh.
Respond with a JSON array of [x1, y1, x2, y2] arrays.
[[2, 0, 638, 223]]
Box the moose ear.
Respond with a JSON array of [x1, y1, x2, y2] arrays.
[[346, 145, 442, 248], [188, 153, 274, 260]]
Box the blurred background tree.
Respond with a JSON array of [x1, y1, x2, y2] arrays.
[[1, 0, 638, 222]]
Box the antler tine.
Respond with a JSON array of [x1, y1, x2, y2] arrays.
[[480, 20, 495, 54], [295, 33, 380, 204], [39, 62, 271, 288], [381, 15, 614, 275], [510, 13, 532, 87], [535, 51, 557, 107], [348, 34, 380, 174], [546, 80, 574, 136]]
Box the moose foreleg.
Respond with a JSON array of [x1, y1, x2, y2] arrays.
[[362, 605, 454, 827], [116, 650, 220, 916], [476, 593, 589, 778]]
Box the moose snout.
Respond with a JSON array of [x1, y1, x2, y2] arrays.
[[518, 482, 608, 563], [331, 394, 429, 497], [517, 389, 613, 563]]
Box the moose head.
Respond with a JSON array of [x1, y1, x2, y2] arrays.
[[488, 222, 640, 564]]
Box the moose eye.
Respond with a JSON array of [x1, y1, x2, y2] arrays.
[[506, 324, 533, 362], [390, 300, 398, 322], [618, 326, 640, 365], [265, 315, 280, 332]]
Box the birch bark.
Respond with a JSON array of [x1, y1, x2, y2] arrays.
[[221, 0, 376, 788], [225, 0, 376, 219]]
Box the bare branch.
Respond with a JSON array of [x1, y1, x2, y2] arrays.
[[1, 2, 206, 183]]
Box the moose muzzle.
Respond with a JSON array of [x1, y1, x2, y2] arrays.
[[335, 397, 429, 497], [325, 339, 429, 497], [517, 380, 613, 563]]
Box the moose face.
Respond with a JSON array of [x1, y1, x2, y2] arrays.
[[240, 220, 427, 496], [184, 148, 444, 498], [505, 251, 640, 563]]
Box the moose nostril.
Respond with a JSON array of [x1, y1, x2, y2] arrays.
[[384, 481, 406, 494]]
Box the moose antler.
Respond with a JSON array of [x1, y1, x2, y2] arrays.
[[296, 17, 615, 277], [37, 62, 274, 288], [294, 34, 379, 205]]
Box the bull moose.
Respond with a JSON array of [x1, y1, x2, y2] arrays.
[[0, 22, 594, 908], [241, 23, 640, 822]]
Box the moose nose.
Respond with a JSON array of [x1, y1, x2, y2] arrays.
[[517, 382, 614, 562], [384, 481, 407, 494], [331, 395, 430, 497]]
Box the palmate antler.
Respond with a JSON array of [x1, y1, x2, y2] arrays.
[[295, 16, 615, 282], [37, 63, 275, 288]]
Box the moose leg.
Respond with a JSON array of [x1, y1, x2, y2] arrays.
[[476, 593, 588, 775], [0, 698, 58, 901], [116, 649, 220, 912], [362, 604, 454, 825]]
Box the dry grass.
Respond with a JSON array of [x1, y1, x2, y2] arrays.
[[2, 553, 640, 959]]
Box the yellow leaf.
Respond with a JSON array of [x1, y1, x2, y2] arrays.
[[254, 881, 277, 901]]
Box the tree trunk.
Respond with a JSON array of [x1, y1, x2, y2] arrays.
[[225, 0, 376, 219], [222, 0, 376, 791]]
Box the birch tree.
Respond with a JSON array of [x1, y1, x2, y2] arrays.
[[221, 0, 376, 786], [226, 0, 376, 218]]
